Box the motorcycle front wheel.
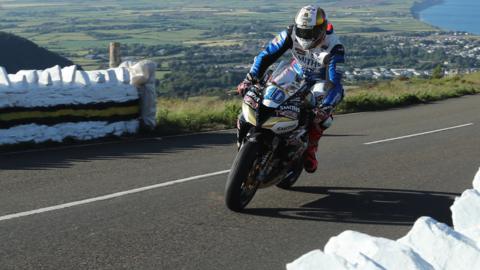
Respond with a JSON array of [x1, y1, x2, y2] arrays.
[[225, 141, 259, 212], [276, 158, 304, 189]]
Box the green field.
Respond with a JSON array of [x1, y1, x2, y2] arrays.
[[0, 0, 436, 70]]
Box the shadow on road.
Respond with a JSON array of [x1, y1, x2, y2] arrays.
[[0, 132, 236, 171], [243, 186, 458, 226]]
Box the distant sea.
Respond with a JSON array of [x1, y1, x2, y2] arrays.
[[419, 0, 480, 35]]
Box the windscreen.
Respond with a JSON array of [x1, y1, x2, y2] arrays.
[[270, 59, 303, 93]]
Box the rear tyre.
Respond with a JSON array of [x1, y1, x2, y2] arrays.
[[225, 141, 259, 212], [276, 158, 304, 189]]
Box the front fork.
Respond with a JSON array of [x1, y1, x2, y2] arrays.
[[236, 114, 249, 149]]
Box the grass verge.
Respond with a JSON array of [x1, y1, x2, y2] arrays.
[[338, 73, 480, 113], [155, 72, 480, 134], [155, 96, 240, 135]]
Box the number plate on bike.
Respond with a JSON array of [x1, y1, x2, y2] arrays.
[[263, 86, 286, 108]]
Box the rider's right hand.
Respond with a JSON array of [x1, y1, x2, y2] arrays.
[[237, 79, 252, 97]]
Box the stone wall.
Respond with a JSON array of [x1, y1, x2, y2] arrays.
[[0, 63, 156, 146]]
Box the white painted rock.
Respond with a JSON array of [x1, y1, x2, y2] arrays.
[[398, 217, 480, 270], [0, 66, 11, 87], [451, 189, 480, 242], [324, 230, 433, 270], [473, 167, 480, 192], [61, 65, 77, 84]]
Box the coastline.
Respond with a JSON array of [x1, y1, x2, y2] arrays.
[[411, 0, 444, 19]]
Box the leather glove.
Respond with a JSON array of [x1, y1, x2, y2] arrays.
[[236, 73, 257, 96], [313, 106, 333, 124], [236, 79, 252, 97]]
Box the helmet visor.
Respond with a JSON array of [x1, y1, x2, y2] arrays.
[[295, 25, 325, 41], [295, 27, 316, 40]]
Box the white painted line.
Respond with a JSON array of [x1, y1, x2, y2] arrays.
[[335, 112, 362, 117], [364, 123, 474, 145], [0, 169, 230, 222]]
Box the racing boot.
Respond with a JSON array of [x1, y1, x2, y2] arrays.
[[304, 125, 324, 173]]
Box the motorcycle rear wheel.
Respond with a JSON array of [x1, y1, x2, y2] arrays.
[[225, 141, 259, 212]]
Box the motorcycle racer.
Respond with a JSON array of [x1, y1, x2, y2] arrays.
[[237, 5, 345, 173]]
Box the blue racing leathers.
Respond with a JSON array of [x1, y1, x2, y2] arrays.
[[248, 23, 345, 109]]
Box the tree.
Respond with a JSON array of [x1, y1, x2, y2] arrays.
[[432, 65, 444, 79]]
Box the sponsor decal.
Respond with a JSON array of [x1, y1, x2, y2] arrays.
[[279, 105, 300, 113], [272, 34, 282, 45], [276, 110, 298, 119], [244, 95, 258, 109], [246, 91, 261, 103], [275, 123, 298, 132], [276, 104, 300, 119], [294, 53, 323, 69]]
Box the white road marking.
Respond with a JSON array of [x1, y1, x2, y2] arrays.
[[335, 112, 362, 117], [364, 123, 474, 145], [0, 170, 231, 222]]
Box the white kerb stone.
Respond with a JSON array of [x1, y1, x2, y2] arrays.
[[113, 67, 130, 84], [61, 65, 77, 84], [8, 74, 28, 88], [105, 69, 118, 84], [0, 66, 11, 87], [46, 65, 63, 84], [16, 70, 38, 84], [74, 70, 90, 86], [87, 71, 106, 84], [39, 70, 53, 86]]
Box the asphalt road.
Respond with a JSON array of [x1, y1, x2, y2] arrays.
[[0, 95, 479, 270]]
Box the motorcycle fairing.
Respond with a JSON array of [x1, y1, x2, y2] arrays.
[[263, 118, 299, 134], [242, 102, 298, 134]]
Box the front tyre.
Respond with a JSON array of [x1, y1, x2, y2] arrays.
[[276, 158, 304, 189], [225, 141, 259, 212]]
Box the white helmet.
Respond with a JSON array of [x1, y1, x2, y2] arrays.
[[294, 5, 328, 50]]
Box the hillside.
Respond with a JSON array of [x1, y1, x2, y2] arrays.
[[0, 32, 75, 74]]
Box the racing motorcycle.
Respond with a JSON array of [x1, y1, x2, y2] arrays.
[[225, 59, 322, 212]]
